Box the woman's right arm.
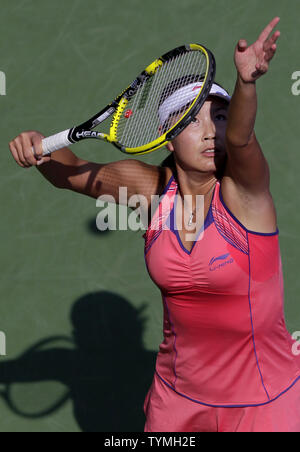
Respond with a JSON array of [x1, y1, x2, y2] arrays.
[[9, 130, 169, 205]]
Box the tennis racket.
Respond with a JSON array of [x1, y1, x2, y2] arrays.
[[0, 337, 73, 419], [41, 43, 216, 157]]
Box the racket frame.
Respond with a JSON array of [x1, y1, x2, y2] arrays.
[[42, 44, 216, 156]]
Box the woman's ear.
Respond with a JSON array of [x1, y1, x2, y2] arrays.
[[166, 141, 174, 152]]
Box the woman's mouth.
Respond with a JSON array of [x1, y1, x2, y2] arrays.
[[202, 149, 217, 157]]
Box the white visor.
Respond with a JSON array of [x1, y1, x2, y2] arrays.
[[158, 81, 231, 126]]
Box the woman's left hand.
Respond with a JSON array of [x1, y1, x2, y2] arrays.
[[234, 17, 281, 83]]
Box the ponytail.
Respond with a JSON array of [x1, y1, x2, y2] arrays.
[[160, 153, 176, 169]]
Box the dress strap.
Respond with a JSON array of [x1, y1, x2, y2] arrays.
[[212, 181, 249, 255]]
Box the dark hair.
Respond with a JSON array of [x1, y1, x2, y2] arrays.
[[160, 153, 176, 169]]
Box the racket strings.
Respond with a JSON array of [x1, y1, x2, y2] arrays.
[[158, 60, 206, 134], [133, 51, 180, 146], [115, 50, 207, 148], [122, 53, 180, 147], [128, 51, 186, 146], [146, 51, 188, 140]]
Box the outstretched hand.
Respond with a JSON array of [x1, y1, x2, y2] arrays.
[[234, 17, 281, 83]]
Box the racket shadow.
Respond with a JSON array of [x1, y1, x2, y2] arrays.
[[0, 291, 156, 432]]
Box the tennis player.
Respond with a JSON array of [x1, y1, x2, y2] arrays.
[[9, 17, 300, 432]]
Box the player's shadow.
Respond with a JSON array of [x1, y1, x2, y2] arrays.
[[0, 291, 156, 432]]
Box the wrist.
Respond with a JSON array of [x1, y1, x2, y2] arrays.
[[237, 73, 256, 86]]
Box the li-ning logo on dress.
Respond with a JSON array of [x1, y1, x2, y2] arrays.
[[209, 253, 234, 271]]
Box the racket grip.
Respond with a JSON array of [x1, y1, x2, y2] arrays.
[[42, 130, 72, 156]]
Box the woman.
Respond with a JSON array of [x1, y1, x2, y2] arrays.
[[9, 18, 300, 432]]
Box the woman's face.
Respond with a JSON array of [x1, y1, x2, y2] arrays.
[[167, 96, 229, 174]]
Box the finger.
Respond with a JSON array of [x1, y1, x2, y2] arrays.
[[255, 62, 268, 74], [21, 133, 39, 166], [270, 30, 281, 44], [258, 17, 280, 43], [13, 137, 31, 167], [32, 135, 44, 160], [9, 142, 26, 168], [32, 136, 51, 166], [263, 30, 281, 51], [36, 157, 51, 166], [237, 39, 248, 52], [265, 44, 277, 62], [252, 68, 266, 80], [254, 64, 263, 74]]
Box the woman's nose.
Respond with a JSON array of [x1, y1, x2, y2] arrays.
[[204, 133, 216, 140], [201, 117, 216, 141]]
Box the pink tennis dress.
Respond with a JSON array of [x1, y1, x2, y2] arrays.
[[143, 174, 300, 432]]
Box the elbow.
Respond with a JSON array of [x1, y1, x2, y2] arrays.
[[225, 131, 255, 149], [54, 178, 73, 190], [53, 182, 67, 190]]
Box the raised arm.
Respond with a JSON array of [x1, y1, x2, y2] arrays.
[[225, 17, 281, 194]]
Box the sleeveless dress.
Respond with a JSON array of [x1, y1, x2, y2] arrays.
[[143, 174, 300, 431]]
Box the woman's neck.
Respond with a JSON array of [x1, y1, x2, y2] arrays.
[[175, 167, 218, 198]]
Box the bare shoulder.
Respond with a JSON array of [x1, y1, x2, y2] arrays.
[[123, 161, 173, 226], [131, 160, 173, 198], [88, 158, 173, 201], [220, 175, 278, 234]]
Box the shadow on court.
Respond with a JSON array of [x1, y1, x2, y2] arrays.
[[0, 291, 156, 432]]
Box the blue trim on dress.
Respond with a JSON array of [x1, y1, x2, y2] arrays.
[[219, 183, 279, 236], [169, 184, 216, 256], [155, 371, 300, 408]]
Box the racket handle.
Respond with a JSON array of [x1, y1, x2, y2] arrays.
[[42, 130, 72, 156]]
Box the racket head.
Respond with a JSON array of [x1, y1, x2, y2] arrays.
[[0, 337, 73, 419], [110, 43, 216, 155]]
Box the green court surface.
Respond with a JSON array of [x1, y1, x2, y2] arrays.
[[0, 0, 300, 432]]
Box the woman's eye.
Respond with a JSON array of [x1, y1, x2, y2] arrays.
[[216, 114, 227, 121], [191, 117, 199, 124]]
